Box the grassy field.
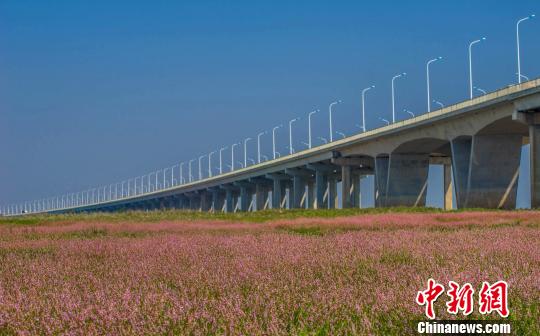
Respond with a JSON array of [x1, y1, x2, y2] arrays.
[[0, 208, 538, 335]]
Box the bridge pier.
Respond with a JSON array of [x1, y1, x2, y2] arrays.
[[233, 182, 253, 212], [386, 154, 429, 207], [267, 174, 289, 209], [307, 163, 334, 209], [530, 124, 540, 208], [515, 108, 540, 208], [285, 169, 312, 209], [468, 134, 521, 208], [374, 156, 389, 207], [450, 137, 472, 208], [252, 179, 271, 211], [209, 188, 224, 212]]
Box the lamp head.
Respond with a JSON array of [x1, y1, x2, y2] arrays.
[[402, 72, 407, 76], [371, 85, 375, 88], [481, 37, 487, 41], [531, 14, 536, 18], [438, 56, 443, 60]]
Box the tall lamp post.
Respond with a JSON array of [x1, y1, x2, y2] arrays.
[[329, 101, 341, 142], [308, 110, 318, 148], [469, 37, 486, 99], [208, 151, 216, 177], [361, 86, 374, 132], [516, 14, 535, 84], [243, 138, 252, 167], [289, 118, 300, 154], [272, 125, 282, 159], [391, 73, 406, 123], [426, 57, 442, 112], [231, 143, 239, 171], [257, 132, 267, 163], [189, 159, 195, 182], [179, 162, 184, 184], [219, 147, 227, 174], [198, 155, 206, 180]]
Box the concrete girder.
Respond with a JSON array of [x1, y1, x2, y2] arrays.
[[340, 104, 517, 158]]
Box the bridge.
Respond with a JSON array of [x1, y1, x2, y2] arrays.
[[4, 79, 540, 215]]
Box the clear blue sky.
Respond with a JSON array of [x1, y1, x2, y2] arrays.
[[1, 1, 539, 208]]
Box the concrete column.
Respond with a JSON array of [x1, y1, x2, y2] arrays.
[[466, 134, 522, 208], [211, 189, 225, 212], [306, 180, 315, 209], [291, 175, 305, 209], [225, 189, 234, 212], [315, 170, 328, 209], [530, 125, 540, 208], [443, 164, 453, 210], [351, 174, 361, 208], [239, 186, 250, 212], [374, 156, 389, 207], [272, 179, 282, 209], [386, 154, 430, 207], [255, 184, 269, 211], [188, 195, 200, 210], [328, 178, 338, 209], [341, 166, 352, 208], [281, 181, 289, 209], [199, 192, 211, 212], [450, 137, 472, 208]]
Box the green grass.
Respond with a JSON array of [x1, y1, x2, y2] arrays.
[[0, 207, 453, 227]]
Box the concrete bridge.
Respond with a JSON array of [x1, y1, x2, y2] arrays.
[[7, 79, 540, 215]]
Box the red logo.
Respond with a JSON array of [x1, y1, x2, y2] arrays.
[[446, 281, 474, 315], [478, 281, 509, 318], [416, 278, 445, 319], [416, 280, 509, 319]]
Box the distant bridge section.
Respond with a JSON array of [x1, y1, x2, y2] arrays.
[[5, 80, 540, 215]]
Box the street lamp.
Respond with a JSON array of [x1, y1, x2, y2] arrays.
[[308, 110, 318, 148], [516, 72, 529, 82], [361, 86, 375, 132], [243, 138, 252, 167], [189, 159, 195, 182], [426, 57, 442, 112], [336, 131, 346, 139], [272, 125, 282, 159], [329, 100, 341, 142], [179, 162, 185, 184], [208, 151, 216, 177], [289, 117, 300, 155], [432, 100, 444, 109], [231, 143, 239, 171], [392, 73, 406, 123], [516, 15, 535, 84], [317, 136, 328, 144], [379, 117, 390, 126], [403, 109, 415, 118], [469, 37, 486, 99], [198, 155, 206, 180], [219, 147, 227, 174], [473, 86, 487, 95], [257, 131, 267, 163]]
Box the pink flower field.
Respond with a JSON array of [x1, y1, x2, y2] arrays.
[[0, 210, 538, 335]]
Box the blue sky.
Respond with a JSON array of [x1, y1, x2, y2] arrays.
[[1, 1, 539, 208]]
